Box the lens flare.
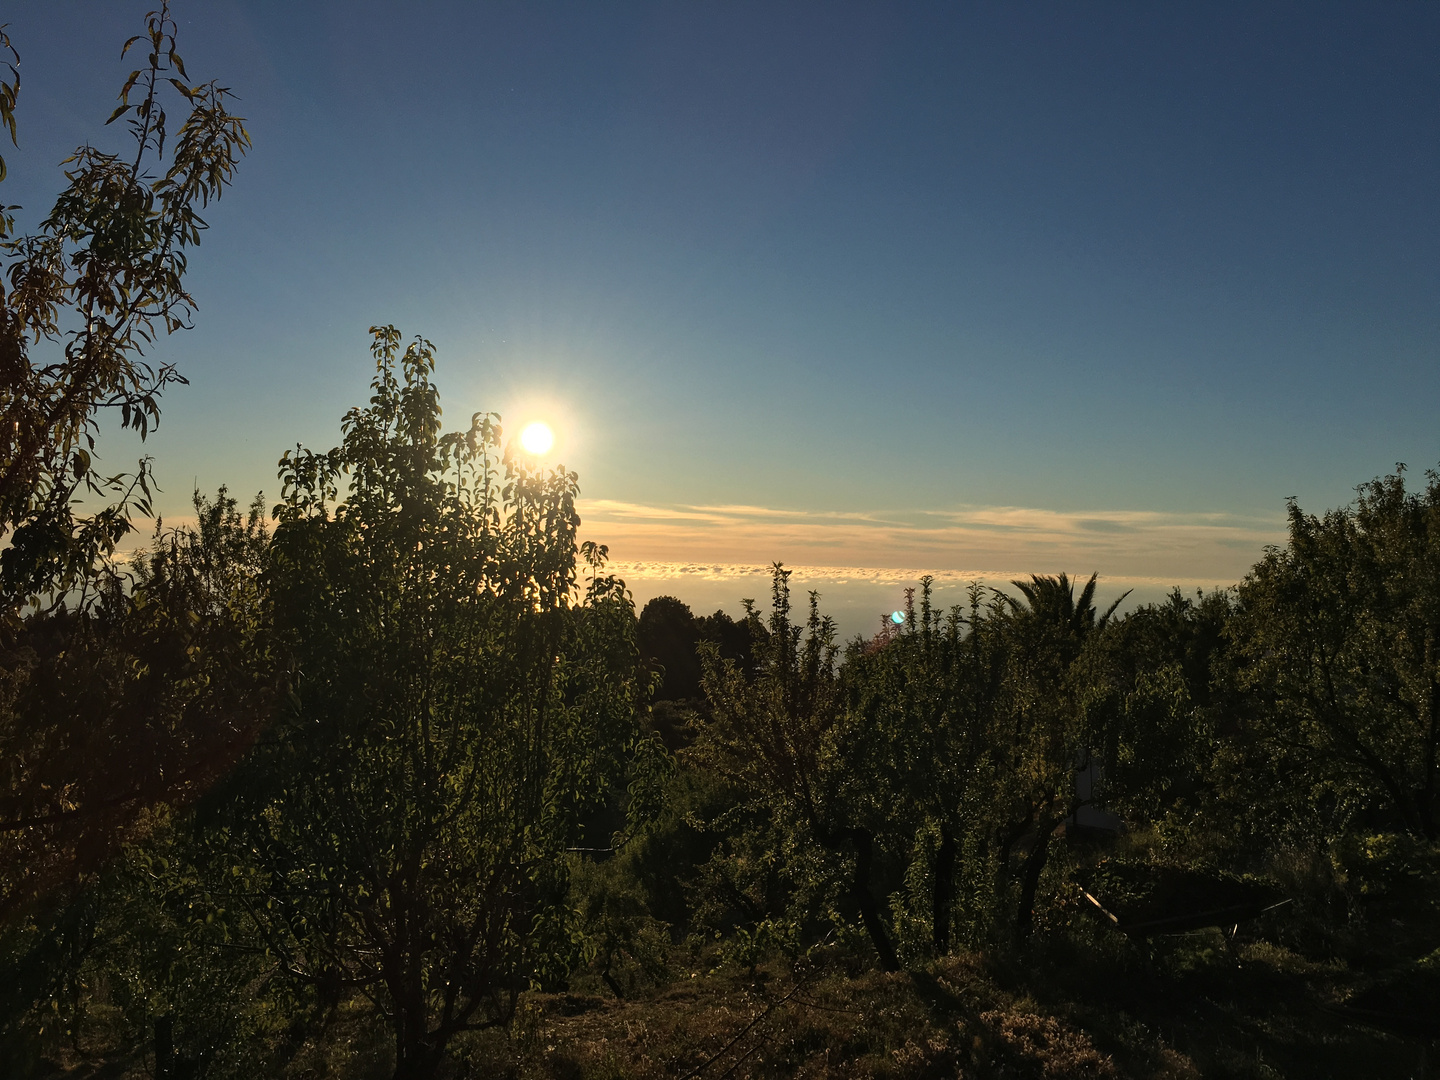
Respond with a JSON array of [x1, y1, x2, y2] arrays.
[[520, 421, 554, 456]]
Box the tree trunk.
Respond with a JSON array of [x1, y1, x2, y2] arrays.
[[601, 963, 625, 999], [391, 992, 442, 1080], [392, 1040, 442, 1080], [1421, 670, 1438, 841], [1015, 821, 1056, 939], [845, 827, 900, 971], [154, 1014, 174, 1080], [932, 825, 957, 956]]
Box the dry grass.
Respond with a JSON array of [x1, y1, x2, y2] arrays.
[[446, 955, 1138, 1080], [16, 937, 1433, 1079]]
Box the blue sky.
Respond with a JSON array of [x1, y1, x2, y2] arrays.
[[6, 2, 1438, 628]]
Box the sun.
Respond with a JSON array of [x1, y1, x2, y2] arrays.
[[519, 421, 554, 456]]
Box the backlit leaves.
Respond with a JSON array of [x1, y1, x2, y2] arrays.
[[0, 1, 249, 613]]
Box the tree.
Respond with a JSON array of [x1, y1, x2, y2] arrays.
[[991, 573, 1126, 937], [1232, 467, 1440, 841], [638, 595, 703, 701], [694, 565, 903, 970], [0, 1, 249, 612], [0, 489, 272, 924], [841, 579, 1003, 957], [1078, 586, 1235, 837], [0, 1, 251, 912], [838, 574, 1128, 952], [208, 327, 649, 1080], [0, 488, 273, 1079]]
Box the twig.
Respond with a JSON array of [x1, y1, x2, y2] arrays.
[[677, 980, 805, 1080], [790, 996, 863, 1015], [717, 1033, 769, 1080]]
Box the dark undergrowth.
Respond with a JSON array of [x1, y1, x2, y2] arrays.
[[17, 833, 1437, 1080]]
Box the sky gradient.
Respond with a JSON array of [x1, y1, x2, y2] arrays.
[[7, 2, 1438, 631]]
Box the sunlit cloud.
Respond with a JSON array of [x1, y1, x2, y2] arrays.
[[579, 498, 1285, 584]]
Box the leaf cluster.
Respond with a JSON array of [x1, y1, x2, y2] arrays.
[[0, 1, 250, 612]]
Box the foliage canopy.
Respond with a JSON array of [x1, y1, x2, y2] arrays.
[[205, 327, 650, 1080]]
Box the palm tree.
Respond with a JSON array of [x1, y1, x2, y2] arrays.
[[1006, 572, 1129, 662]]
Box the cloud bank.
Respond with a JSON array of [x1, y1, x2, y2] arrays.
[[578, 498, 1284, 585]]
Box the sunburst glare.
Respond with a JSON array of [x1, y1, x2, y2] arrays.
[[520, 421, 554, 456]]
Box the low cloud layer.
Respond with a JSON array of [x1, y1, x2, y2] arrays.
[[579, 498, 1284, 584]]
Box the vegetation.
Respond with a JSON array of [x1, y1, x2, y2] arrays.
[[1, 9, 1438, 1080], [0, 0, 251, 923]]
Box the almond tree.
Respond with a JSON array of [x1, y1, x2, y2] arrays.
[[0, 2, 249, 612]]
